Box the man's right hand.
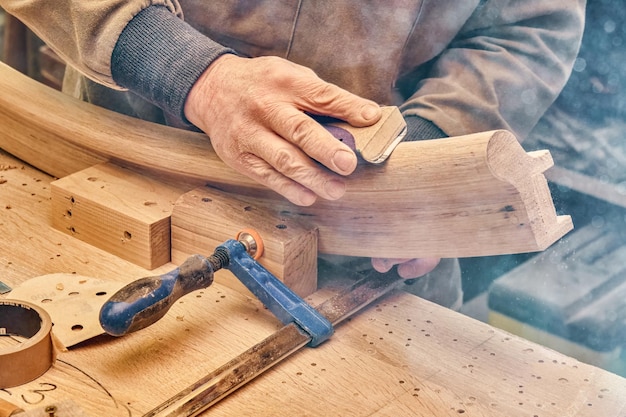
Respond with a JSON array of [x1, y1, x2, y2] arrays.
[[183, 54, 382, 206]]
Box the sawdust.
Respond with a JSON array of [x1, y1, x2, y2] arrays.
[[0, 164, 17, 171]]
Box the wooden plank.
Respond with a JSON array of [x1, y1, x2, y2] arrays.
[[1, 149, 626, 416], [0, 61, 572, 259], [143, 271, 404, 416], [10, 400, 89, 417]]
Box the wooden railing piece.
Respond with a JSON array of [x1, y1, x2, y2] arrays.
[[0, 62, 572, 259]]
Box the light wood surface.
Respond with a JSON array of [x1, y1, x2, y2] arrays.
[[1, 150, 626, 416], [0, 61, 572, 259]]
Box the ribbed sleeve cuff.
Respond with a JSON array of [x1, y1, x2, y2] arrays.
[[404, 116, 447, 141], [111, 5, 235, 123]]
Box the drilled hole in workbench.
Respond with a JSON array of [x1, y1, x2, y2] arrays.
[[66, 209, 72, 217], [95, 291, 107, 296], [72, 325, 84, 331], [275, 224, 287, 230], [201, 197, 211, 203], [70, 196, 75, 203], [68, 292, 79, 296], [124, 231, 132, 240]]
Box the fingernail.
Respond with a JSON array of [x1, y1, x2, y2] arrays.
[[361, 104, 380, 121], [325, 179, 346, 200], [372, 258, 392, 273], [333, 149, 357, 173], [297, 191, 317, 207]]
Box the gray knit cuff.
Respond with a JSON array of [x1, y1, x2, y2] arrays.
[[404, 116, 447, 141], [111, 5, 236, 124]]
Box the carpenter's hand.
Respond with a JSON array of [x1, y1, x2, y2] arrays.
[[184, 54, 382, 206], [371, 258, 441, 279]]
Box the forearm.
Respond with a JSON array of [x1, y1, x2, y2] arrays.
[[401, 0, 586, 141]]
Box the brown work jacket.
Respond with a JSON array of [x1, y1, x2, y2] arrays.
[[2, 0, 585, 139]]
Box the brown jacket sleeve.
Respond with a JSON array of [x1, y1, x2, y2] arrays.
[[400, 0, 586, 141], [0, 0, 184, 89]]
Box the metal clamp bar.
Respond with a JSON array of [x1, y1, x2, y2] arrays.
[[218, 240, 333, 347]]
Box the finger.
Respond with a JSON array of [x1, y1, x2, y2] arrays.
[[396, 258, 441, 279], [236, 131, 347, 203], [269, 108, 357, 176], [293, 78, 382, 127], [371, 258, 413, 273], [233, 152, 319, 206]]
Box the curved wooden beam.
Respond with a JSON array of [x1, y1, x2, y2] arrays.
[[0, 62, 572, 258]]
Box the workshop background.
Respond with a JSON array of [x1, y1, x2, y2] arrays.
[[2, 0, 626, 376]]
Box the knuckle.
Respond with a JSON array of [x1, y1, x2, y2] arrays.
[[307, 83, 343, 107], [288, 116, 318, 147], [273, 146, 300, 175]]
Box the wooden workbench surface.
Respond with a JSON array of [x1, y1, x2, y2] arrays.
[[1, 148, 625, 417]]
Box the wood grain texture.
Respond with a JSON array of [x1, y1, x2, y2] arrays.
[[0, 61, 572, 259], [1, 150, 625, 416], [173, 132, 573, 258], [171, 186, 318, 297], [328, 105, 407, 163], [50, 163, 191, 269]]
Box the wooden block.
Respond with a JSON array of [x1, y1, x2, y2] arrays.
[[172, 186, 318, 298], [326, 106, 406, 163], [50, 163, 189, 269]]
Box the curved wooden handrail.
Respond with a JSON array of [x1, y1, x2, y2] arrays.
[[0, 62, 572, 258]]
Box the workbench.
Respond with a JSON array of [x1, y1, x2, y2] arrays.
[[2, 147, 626, 416]]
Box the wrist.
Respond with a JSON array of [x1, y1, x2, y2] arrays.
[[111, 5, 236, 124], [184, 54, 239, 129]]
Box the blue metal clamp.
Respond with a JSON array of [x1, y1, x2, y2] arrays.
[[218, 239, 333, 347]]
